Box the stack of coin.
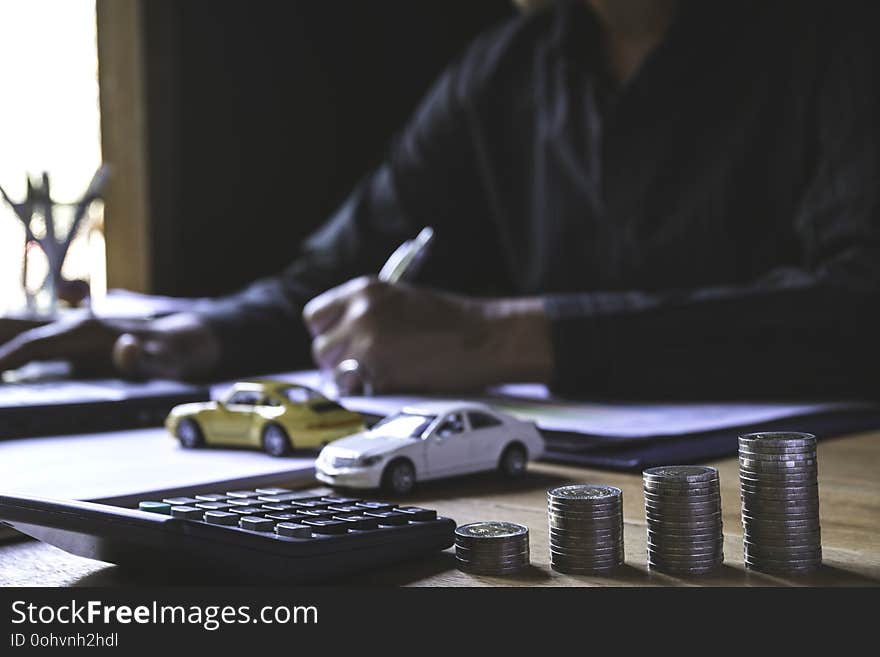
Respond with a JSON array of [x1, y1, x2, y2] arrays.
[[547, 484, 624, 574], [454, 522, 530, 575], [739, 432, 822, 574], [643, 466, 724, 575]]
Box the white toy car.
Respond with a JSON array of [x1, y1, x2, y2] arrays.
[[315, 401, 545, 495]]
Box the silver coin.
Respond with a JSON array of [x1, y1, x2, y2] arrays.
[[643, 486, 720, 498], [744, 555, 822, 569], [645, 513, 722, 524], [740, 483, 818, 496], [744, 547, 822, 560], [549, 534, 622, 548], [550, 562, 621, 575], [456, 552, 531, 564], [647, 543, 723, 556], [455, 522, 528, 541], [644, 502, 721, 516], [547, 506, 622, 519], [548, 484, 622, 500], [737, 443, 818, 455], [743, 529, 821, 543], [456, 555, 531, 567], [647, 526, 724, 543], [743, 518, 822, 530], [739, 473, 818, 486], [642, 484, 721, 499], [739, 431, 816, 445], [643, 479, 720, 491], [455, 544, 530, 557], [645, 516, 722, 528], [457, 563, 530, 575], [643, 465, 718, 482], [549, 519, 623, 530], [549, 555, 624, 568], [644, 495, 721, 507], [739, 460, 818, 473], [648, 558, 723, 570], [741, 509, 819, 521], [548, 544, 623, 559], [738, 450, 817, 462], [740, 491, 819, 504], [744, 542, 823, 554]]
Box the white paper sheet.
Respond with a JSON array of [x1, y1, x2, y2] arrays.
[[0, 428, 315, 503]]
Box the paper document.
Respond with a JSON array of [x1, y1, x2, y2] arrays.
[[244, 371, 869, 441], [0, 428, 315, 503]]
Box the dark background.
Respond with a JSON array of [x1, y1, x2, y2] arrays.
[[140, 0, 514, 297]]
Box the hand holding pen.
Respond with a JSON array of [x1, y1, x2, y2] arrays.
[[302, 226, 552, 396]]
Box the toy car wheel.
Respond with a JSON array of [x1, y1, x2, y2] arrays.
[[382, 459, 416, 496], [499, 443, 527, 478], [262, 423, 293, 457], [176, 419, 204, 448]]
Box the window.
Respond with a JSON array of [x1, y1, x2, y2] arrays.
[[372, 413, 437, 439], [0, 0, 105, 314], [281, 386, 319, 404], [468, 412, 502, 430], [435, 413, 465, 438], [225, 390, 262, 407]]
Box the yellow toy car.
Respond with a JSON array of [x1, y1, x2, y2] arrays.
[[165, 380, 365, 456]]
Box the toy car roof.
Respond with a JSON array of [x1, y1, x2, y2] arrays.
[[398, 400, 497, 416]]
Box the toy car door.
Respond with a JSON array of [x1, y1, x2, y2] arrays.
[[424, 412, 470, 477], [211, 389, 262, 443], [466, 410, 507, 467]]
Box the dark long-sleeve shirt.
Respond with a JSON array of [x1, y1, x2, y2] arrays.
[[197, 0, 880, 398]]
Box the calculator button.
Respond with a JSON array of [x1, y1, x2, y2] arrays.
[[225, 490, 259, 498], [298, 509, 337, 518], [327, 504, 363, 514], [254, 487, 291, 495], [260, 504, 296, 512], [227, 498, 261, 506], [204, 511, 239, 526], [275, 522, 312, 538], [320, 497, 361, 505], [240, 517, 276, 532], [196, 502, 234, 511], [228, 506, 265, 515], [139, 501, 172, 514], [195, 494, 228, 502], [162, 497, 200, 506], [366, 511, 410, 526], [291, 500, 334, 510], [302, 519, 349, 535], [257, 493, 322, 503], [396, 507, 437, 521], [170, 506, 205, 520], [333, 514, 379, 530], [265, 512, 306, 522], [356, 501, 396, 512]]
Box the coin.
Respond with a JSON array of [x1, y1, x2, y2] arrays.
[[548, 484, 622, 501], [455, 521, 528, 541], [739, 431, 816, 445], [643, 465, 718, 482]]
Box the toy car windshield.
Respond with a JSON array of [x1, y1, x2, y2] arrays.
[[372, 412, 437, 439]]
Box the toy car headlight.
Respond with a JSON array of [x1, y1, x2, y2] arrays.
[[356, 455, 384, 467]]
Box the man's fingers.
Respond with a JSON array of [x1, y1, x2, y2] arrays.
[[0, 331, 73, 372], [302, 276, 377, 336], [311, 329, 351, 371]]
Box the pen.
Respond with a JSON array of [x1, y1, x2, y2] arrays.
[[333, 226, 436, 395], [378, 226, 435, 283]]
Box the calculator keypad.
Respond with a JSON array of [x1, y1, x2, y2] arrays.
[[141, 490, 441, 541]]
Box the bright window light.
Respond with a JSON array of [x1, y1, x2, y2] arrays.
[[0, 0, 104, 315]]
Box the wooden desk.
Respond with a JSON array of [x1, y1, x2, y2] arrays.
[[2, 431, 878, 587]]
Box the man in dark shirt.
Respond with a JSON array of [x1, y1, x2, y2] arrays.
[[1, 0, 878, 398]]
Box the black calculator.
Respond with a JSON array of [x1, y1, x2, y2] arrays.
[[0, 488, 456, 583]]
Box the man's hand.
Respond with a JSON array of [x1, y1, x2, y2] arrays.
[[302, 276, 554, 394], [0, 313, 221, 381]]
